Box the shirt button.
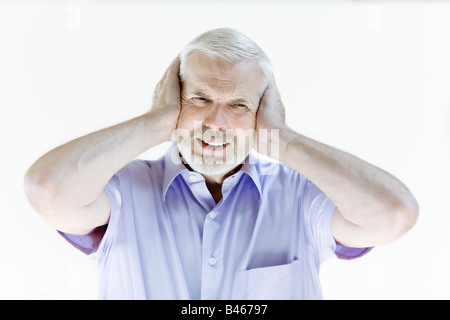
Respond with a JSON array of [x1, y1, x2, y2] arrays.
[[209, 211, 217, 219], [189, 174, 197, 182], [208, 257, 217, 266]]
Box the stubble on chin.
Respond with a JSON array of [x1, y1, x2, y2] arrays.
[[175, 128, 255, 176]]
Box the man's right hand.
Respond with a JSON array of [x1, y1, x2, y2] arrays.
[[150, 57, 182, 142], [24, 56, 183, 236]]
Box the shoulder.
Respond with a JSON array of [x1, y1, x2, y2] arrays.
[[114, 158, 165, 185], [252, 152, 307, 188]]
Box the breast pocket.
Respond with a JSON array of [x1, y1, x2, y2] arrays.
[[234, 260, 305, 300]]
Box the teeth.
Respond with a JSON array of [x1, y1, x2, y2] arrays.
[[204, 140, 226, 147]]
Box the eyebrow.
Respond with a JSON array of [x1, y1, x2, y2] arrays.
[[191, 90, 253, 106], [192, 90, 212, 99], [230, 98, 252, 105]]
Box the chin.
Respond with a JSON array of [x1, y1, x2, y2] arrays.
[[177, 139, 251, 176], [188, 159, 240, 176]]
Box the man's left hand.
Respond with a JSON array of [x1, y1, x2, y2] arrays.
[[254, 74, 289, 159]]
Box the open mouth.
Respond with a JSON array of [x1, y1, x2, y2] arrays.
[[196, 138, 230, 151]]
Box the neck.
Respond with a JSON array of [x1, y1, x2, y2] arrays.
[[202, 165, 242, 204], [181, 155, 243, 203], [202, 164, 242, 185]]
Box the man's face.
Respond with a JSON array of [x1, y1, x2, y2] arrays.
[[176, 51, 263, 176]]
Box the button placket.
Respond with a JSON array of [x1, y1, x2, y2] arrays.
[[221, 173, 241, 199], [183, 172, 216, 210], [200, 208, 222, 299]]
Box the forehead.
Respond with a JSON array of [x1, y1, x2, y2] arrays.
[[182, 51, 262, 97]]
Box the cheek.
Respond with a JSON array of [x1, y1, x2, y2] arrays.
[[232, 110, 257, 130], [177, 101, 201, 130]]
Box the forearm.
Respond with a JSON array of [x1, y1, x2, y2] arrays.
[[256, 74, 417, 245], [25, 110, 168, 208], [279, 127, 418, 228]]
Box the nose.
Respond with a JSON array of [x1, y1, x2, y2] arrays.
[[203, 103, 228, 130]]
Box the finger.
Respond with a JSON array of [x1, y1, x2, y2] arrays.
[[169, 55, 181, 71], [164, 57, 182, 95], [156, 56, 180, 88], [267, 73, 281, 96], [267, 72, 277, 87], [259, 74, 277, 107], [164, 56, 181, 81], [154, 56, 180, 96]]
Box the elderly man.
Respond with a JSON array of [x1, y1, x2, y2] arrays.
[[24, 28, 418, 299]]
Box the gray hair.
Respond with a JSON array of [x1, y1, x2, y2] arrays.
[[179, 28, 272, 95]]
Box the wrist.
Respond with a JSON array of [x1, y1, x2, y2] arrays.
[[144, 109, 178, 145], [278, 126, 299, 163], [255, 125, 293, 162]]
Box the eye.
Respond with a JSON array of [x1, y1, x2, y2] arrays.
[[192, 97, 209, 103], [190, 97, 210, 107], [231, 103, 249, 111]]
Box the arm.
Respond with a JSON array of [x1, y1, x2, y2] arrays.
[[24, 57, 182, 235], [255, 76, 419, 248]]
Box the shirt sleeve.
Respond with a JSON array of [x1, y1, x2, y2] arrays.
[[300, 178, 373, 262], [334, 242, 373, 260], [57, 173, 122, 255]]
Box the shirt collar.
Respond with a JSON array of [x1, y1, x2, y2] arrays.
[[162, 142, 262, 202], [237, 151, 262, 202], [162, 142, 189, 201]]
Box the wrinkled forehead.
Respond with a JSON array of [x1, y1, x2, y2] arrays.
[[182, 51, 263, 97]]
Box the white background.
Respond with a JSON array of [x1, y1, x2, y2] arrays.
[[1, 0, 449, 299]]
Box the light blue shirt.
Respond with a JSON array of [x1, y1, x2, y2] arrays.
[[60, 143, 371, 299]]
